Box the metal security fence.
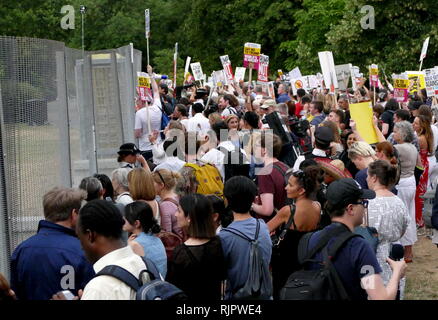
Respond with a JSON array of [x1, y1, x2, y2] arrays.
[[0, 37, 141, 280]]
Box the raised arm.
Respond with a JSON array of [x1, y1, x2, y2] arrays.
[[147, 65, 160, 103]]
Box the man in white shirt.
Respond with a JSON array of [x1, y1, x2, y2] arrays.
[[76, 200, 150, 300], [218, 94, 238, 117], [153, 138, 186, 172], [135, 65, 163, 161], [186, 103, 211, 133]]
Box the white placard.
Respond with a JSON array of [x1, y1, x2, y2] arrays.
[[145, 9, 150, 38], [234, 67, 246, 82], [190, 62, 204, 81], [318, 51, 338, 90], [289, 67, 302, 80], [335, 63, 353, 91], [420, 37, 430, 62]]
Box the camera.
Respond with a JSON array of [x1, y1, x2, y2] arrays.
[[287, 117, 309, 138]]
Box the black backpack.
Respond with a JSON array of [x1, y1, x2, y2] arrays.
[[222, 219, 273, 300], [218, 146, 250, 182], [279, 224, 360, 300], [96, 256, 187, 300]]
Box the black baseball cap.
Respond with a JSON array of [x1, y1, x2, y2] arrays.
[[408, 101, 423, 110], [326, 178, 376, 208], [314, 126, 334, 148], [117, 143, 140, 155]]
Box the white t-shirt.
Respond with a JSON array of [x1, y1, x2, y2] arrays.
[[221, 106, 238, 118], [135, 98, 163, 151], [186, 113, 211, 133]]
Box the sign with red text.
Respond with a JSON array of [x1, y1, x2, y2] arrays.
[[243, 42, 261, 70], [257, 54, 269, 82], [220, 55, 234, 81]]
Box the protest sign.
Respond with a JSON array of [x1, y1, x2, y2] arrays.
[[420, 36, 430, 62], [424, 68, 438, 97], [278, 69, 285, 80], [369, 64, 379, 87], [350, 101, 378, 144], [258, 54, 269, 82], [137, 72, 152, 102], [318, 51, 338, 91], [268, 82, 275, 100], [350, 66, 362, 91], [220, 55, 234, 81], [406, 71, 426, 94], [212, 70, 228, 87], [243, 42, 261, 70], [289, 67, 302, 80], [335, 64, 353, 91], [393, 73, 409, 103], [190, 62, 204, 81], [184, 56, 191, 83], [290, 78, 304, 95], [234, 67, 246, 82], [145, 9, 151, 65]]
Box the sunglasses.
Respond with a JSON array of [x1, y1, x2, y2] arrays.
[[353, 199, 369, 209]]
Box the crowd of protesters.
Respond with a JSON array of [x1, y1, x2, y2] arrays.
[[4, 63, 438, 302]]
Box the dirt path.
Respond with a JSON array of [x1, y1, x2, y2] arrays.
[[405, 231, 438, 300]]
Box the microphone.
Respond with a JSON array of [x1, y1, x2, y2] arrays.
[[389, 244, 404, 261]]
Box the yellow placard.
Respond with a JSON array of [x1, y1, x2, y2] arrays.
[[349, 101, 378, 145], [394, 79, 409, 89], [407, 72, 426, 94], [244, 46, 261, 56], [370, 68, 378, 76], [138, 76, 151, 88]]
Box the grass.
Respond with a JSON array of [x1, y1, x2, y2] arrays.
[[404, 232, 438, 300]]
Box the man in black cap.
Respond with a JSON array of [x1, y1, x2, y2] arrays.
[[303, 178, 407, 300], [117, 143, 147, 169], [407, 100, 422, 121], [292, 126, 334, 171]]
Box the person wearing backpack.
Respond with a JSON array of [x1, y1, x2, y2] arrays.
[[281, 178, 407, 300], [176, 131, 224, 198], [166, 194, 226, 300], [219, 176, 272, 300], [251, 132, 289, 223], [75, 200, 152, 300]]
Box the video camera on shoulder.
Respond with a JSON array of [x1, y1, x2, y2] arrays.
[[287, 116, 310, 138]]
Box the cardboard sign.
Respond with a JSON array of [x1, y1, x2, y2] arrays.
[[289, 67, 302, 80], [350, 66, 363, 91], [420, 37, 430, 62], [220, 55, 234, 81], [335, 64, 353, 91], [212, 70, 228, 87], [393, 73, 409, 103], [190, 62, 204, 81], [258, 54, 269, 82], [424, 68, 438, 97], [243, 42, 261, 70], [369, 64, 379, 87], [349, 101, 378, 144], [406, 71, 426, 94], [145, 9, 150, 38], [137, 72, 152, 102], [318, 51, 338, 91], [234, 67, 246, 82]]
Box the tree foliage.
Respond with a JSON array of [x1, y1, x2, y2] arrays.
[[1, 0, 438, 78]]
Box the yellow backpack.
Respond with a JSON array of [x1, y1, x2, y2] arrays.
[[184, 162, 224, 198]]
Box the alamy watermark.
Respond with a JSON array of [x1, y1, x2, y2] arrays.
[[60, 5, 75, 30], [360, 5, 375, 30]]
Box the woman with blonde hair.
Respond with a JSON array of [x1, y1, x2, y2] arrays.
[[348, 141, 377, 189], [208, 112, 222, 127], [153, 169, 184, 238], [225, 114, 242, 149], [128, 168, 160, 224]]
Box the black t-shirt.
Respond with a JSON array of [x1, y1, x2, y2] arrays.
[[167, 236, 226, 300], [381, 110, 395, 138], [343, 110, 351, 130]]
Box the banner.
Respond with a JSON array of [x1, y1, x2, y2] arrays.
[[190, 62, 204, 81], [406, 71, 426, 94], [393, 73, 409, 103], [420, 36, 430, 62], [369, 64, 379, 87], [335, 64, 353, 91], [137, 72, 152, 102], [258, 54, 269, 82], [243, 42, 261, 70], [349, 101, 378, 145], [220, 55, 234, 81], [424, 68, 438, 97], [318, 51, 338, 91], [145, 9, 150, 38]]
